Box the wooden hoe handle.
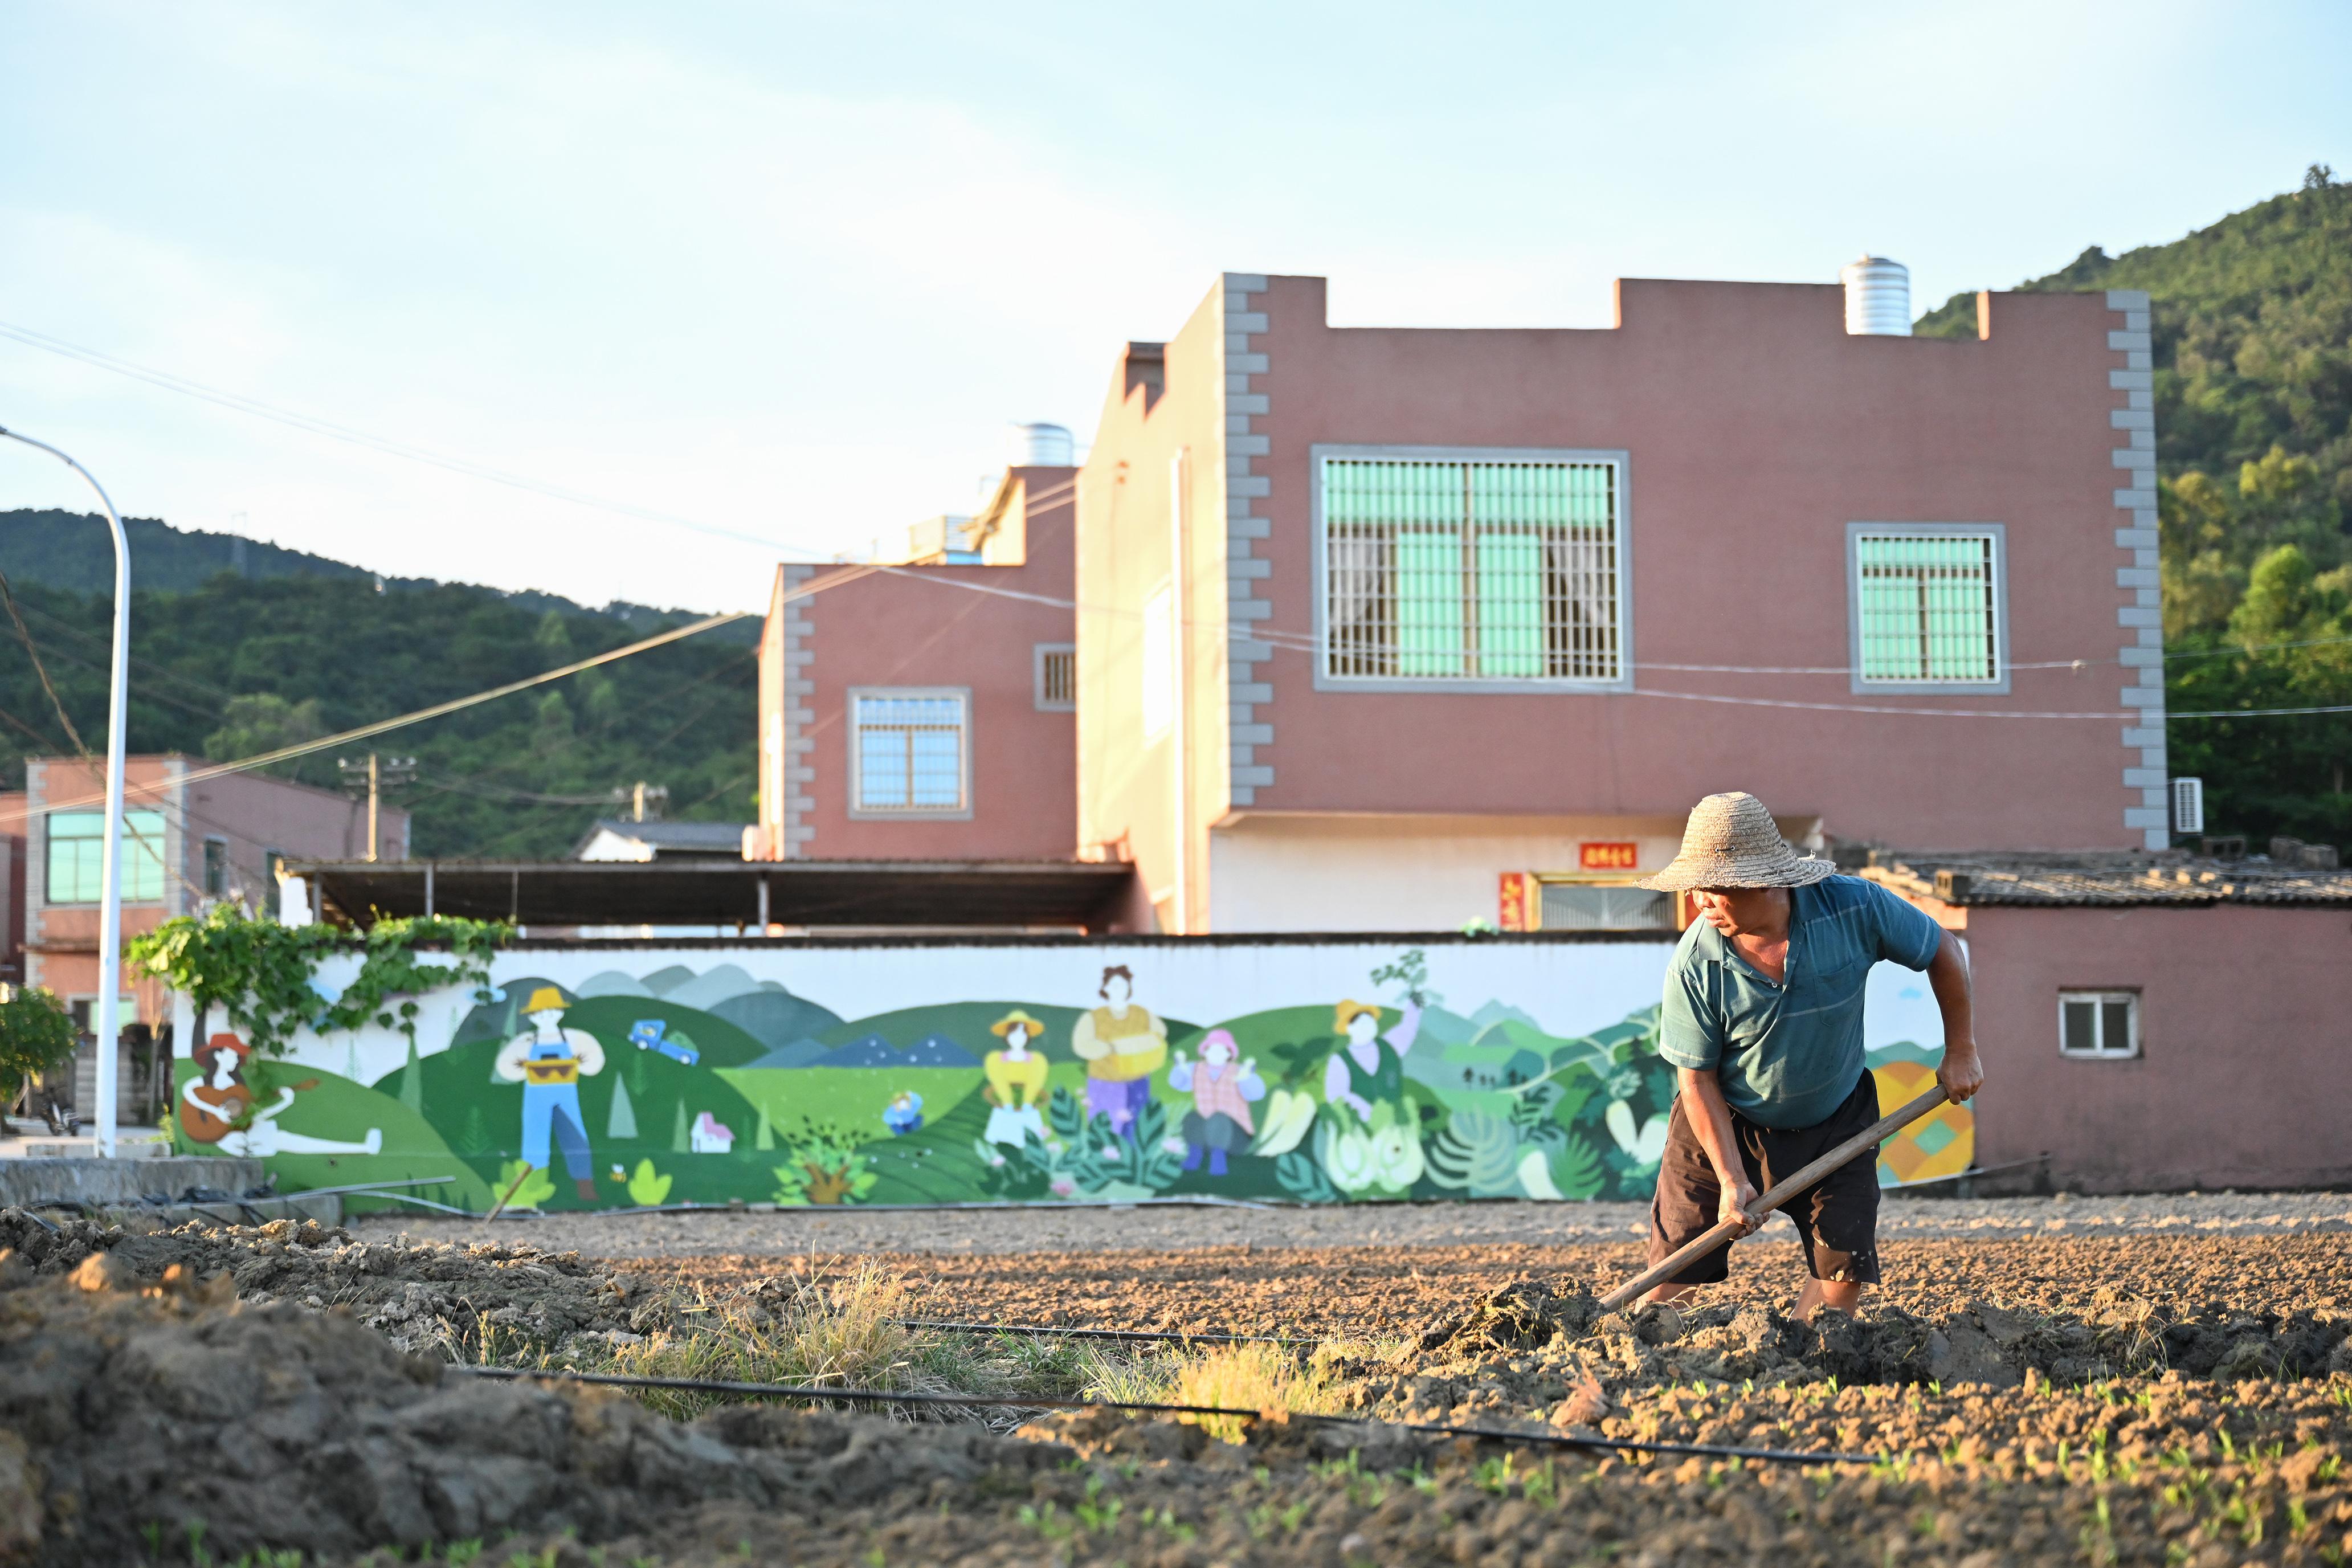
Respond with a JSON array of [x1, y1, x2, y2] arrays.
[[1597, 1086, 1952, 1311]]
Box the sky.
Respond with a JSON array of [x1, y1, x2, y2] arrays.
[[3, 1, 2347, 615]]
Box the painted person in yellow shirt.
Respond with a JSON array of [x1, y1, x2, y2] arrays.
[[1069, 965, 1166, 1138], [982, 1009, 1051, 1148]]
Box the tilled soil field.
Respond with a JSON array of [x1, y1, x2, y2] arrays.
[[3, 1207, 2347, 1566]]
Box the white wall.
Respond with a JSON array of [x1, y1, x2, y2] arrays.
[[177, 932, 1946, 1080], [1206, 814, 1689, 933]]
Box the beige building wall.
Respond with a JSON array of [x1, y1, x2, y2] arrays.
[[1075, 281, 1252, 932]]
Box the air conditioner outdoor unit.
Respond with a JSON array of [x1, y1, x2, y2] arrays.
[[2170, 777, 2204, 836]]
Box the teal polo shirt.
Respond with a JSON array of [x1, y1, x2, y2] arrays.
[[1657, 875, 1943, 1130]]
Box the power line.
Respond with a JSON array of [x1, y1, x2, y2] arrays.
[[10, 316, 2347, 721], [0, 319, 828, 564], [34, 607, 754, 815], [0, 570, 89, 752]]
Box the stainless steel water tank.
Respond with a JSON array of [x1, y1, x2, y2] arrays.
[[1010, 422, 1074, 467], [1840, 256, 1912, 336]]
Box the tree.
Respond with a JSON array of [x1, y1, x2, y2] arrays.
[[398, 1038, 423, 1113], [0, 987, 79, 1106], [203, 693, 325, 781], [2169, 544, 2352, 844]]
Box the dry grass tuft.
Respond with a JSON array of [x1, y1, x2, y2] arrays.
[[560, 1261, 916, 1419], [1162, 1342, 1340, 1443]]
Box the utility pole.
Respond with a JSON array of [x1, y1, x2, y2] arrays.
[[622, 782, 667, 823], [338, 754, 416, 861], [1, 427, 129, 1159]]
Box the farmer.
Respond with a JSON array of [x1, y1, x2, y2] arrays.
[[493, 986, 606, 1202], [1638, 793, 1982, 1322]]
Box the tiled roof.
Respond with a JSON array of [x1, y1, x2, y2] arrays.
[[1859, 854, 2352, 908]]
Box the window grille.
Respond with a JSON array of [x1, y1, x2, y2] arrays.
[[1322, 458, 1621, 682], [1855, 533, 1999, 683], [1034, 644, 1076, 711], [1537, 882, 1674, 932], [852, 692, 969, 813], [46, 809, 166, 904], [2057, 990, 2139, 1059]]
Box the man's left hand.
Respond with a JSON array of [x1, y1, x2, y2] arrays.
[[1938, 1042, 1984, 1103]]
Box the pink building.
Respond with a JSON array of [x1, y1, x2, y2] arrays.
[[1073, 271, 2166, 933], [1866, 856, 2352, 1193], [751, 443, 1080, 865], [11, 754, 408, 1120]]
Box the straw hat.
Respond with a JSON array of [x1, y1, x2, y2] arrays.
[[1333, 999, 1382, 1030], [1639, 793, 1835, 892], [522, 986, 568, 1014], [990, 1009, 1045, 1038]]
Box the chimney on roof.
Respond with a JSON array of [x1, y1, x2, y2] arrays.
[[1841, 256, 1912, 336], [1124, 341, 1165, 407]]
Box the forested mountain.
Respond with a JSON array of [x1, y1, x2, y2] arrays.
[[1920, 168, 2351, 847], [0, 558, 757, 859], [0, 508, 734, 630]]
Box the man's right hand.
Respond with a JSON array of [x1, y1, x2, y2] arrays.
[[1718, 1178, 1762, 1236]]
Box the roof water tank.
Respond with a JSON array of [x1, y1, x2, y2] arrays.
[[1010, 422, 1074, 467], [1840, 256, 1911, 336]]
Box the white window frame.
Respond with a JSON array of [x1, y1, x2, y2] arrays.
[[1034, 643, 1076, 712], [1845, 523, 2010, 695], [1310, 444, 1634, 694], [44, 808, 168, 905], [2057, 989, 2140, 1060], [847, 686, 973, 820]]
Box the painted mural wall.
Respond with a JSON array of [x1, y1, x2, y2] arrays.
[[166, 938, 1974, 1214]]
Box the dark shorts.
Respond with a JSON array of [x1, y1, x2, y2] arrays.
[[1645, 1072, 1883, 1287]]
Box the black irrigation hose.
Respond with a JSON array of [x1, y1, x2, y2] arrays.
[[893, 1318, 1313, 1348], [450, 1365, 1879, 1468]]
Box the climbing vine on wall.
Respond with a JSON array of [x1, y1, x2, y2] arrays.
[[127, 905, 511, 1055]]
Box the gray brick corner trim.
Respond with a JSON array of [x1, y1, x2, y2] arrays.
[[1222, 273, 1273, 808], [781, 565, 817, 857], [2105, 289, 2167, 850]]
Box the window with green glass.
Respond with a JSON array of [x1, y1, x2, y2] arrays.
[[1323, 457, 1620, 681], [1854, 533, 1999, 683], [46, 809, 168, 904]]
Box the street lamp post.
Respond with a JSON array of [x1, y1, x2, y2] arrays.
[[0, 426, 130, 1159]]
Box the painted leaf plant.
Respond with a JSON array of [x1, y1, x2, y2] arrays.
[[626, 1159, 673, 1206], [493, 1159, 557, 1212], [771, 1120, 878, 1206]]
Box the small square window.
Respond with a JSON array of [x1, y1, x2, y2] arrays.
[[1847, 524, 2008, 692], [2058, 990, 2139, 1059], [1034, 644, 1076, 712], [849, 688, 971, 817]]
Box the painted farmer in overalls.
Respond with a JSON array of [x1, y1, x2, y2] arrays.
[[493, 986, 606, 1201], [1070, 965, 1166, 1138]]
